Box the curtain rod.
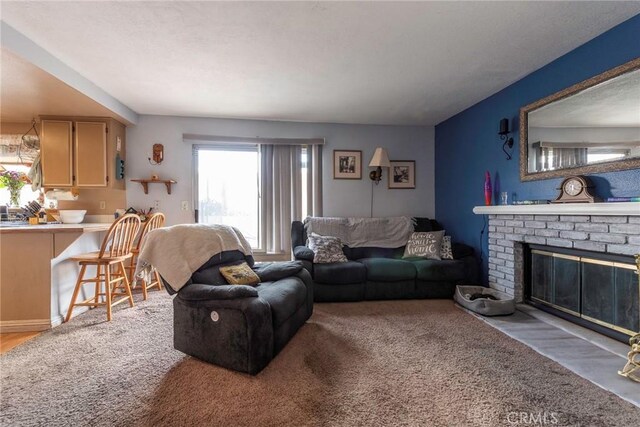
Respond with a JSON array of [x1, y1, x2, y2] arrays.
[[183, 134, 325, 146]]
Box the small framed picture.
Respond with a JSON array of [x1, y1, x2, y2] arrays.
[[333, 150, 362, 179], [388, 160, 416, 189]]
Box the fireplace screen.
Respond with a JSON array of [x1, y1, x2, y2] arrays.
[[528, 246, 639, 340]]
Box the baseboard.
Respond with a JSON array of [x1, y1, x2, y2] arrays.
[[0, 319, 51, 333], [50, 305, 91, 327], [50, 315, 64, 328]]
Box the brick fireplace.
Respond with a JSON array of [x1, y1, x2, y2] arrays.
[[473, 203, 640, 302], [473, 203, 640, 340]]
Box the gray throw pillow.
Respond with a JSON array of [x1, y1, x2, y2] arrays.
[[402, 231, 445, 260], [308, 233, 348, 263], [440, 235, 454, 260]]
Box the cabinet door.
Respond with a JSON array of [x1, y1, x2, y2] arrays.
[[41, 120, 73, 187], [75, 122, 107, 187]]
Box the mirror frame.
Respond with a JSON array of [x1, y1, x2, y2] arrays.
[[519, 57, 640, 181]]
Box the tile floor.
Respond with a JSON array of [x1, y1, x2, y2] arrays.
[[462, 304, 639, 408]]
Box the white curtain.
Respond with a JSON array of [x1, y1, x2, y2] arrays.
[[260, 144, 322, 254], [552, 147, 588, 169], [535, 145, 588, 171]]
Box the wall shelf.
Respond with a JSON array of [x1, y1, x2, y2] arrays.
[[131, 179, 177, 194]]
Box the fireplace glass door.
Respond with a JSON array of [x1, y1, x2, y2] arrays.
[[582, 260, 639, 335], [531, 251, 580, 315], [528, 246, 639, 341]]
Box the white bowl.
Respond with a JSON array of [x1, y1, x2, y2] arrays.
[[59, 210, 87, 224]]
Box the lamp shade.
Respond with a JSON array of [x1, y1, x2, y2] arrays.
[[369, 148, 391, 167]]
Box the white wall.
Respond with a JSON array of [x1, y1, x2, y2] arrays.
[[126, 115, 434, 225]]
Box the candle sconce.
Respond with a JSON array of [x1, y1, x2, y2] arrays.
[[499, 118, 514, 160]]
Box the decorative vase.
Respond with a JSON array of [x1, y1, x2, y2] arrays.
[[8, 188, 20, 207], [484, 171, 492, 206]]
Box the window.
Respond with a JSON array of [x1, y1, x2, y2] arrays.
[[195, 146, 260, 248], [0, 164, 39, 206], [192, 140, 322, 255]]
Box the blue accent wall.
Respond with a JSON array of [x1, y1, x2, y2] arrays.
[[435, 14, 640, 282]]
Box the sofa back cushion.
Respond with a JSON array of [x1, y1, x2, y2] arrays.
[[292, 217, 444, 261], [190, 250, 256, 286], [342, 246, 405, 260]]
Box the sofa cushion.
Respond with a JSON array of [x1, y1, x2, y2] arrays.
[[359, 258, 416, 282], [440, 236, 454, 260], [220, 262, 260, 285], [256, 277, 307, 328], [314, 261, 366, 285], [411, 259, 468, 282], [402, 231, 445, 260], [308, 233, 348, 263]]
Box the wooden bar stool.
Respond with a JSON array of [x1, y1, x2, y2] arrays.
[[65, 214, 142, 322], [126, 212, 165, 300]]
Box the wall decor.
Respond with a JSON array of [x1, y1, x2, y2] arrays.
[[148, 143, 164, 165], [388, 160, 415, 189], [484, 171, 492, 205], [498, 118, 514, 160], [551, 175, 599, 203], [333, 150, 362, 179], [520, 57, 640, 181]]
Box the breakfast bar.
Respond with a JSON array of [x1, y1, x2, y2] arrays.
[[0, 222, 112, 332]]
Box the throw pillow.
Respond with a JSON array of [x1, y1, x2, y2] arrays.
[[308, 233, 348, 263], [219, 262, 260, 286], [440, 235, 454, 260], [402, 231, 445, 260]]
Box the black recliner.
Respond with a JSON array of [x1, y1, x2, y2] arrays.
[[169, 250, 313, 375]]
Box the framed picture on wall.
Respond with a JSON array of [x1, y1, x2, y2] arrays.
[[388, 160, 415, 189], [333, 150, 362, 179]]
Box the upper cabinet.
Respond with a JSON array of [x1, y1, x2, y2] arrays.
[[40, 120, 73, 187], [74, 122, 107, 187], [40, 117, 126, 189]]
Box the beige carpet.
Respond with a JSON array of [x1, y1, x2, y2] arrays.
[[1, 292, 638, 426]]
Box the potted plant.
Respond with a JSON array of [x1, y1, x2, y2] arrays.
[[0, 171, 27, 207]]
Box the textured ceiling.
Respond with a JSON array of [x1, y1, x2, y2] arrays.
[[530, 68, 640, 127], [2, 1, 640, 125]]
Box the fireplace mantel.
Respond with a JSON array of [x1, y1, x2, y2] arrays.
[[473, 202, 640, 216]]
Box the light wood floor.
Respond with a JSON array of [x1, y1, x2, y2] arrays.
[[0, 332, 40, 354]]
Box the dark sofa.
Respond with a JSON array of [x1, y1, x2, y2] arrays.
[[291, 218, 478, 302], [169, 250, 313, 375]]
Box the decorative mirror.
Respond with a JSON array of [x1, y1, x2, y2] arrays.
[[520, 57, 640, 181]]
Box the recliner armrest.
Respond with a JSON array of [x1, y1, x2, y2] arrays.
[[293, 245, 315, 262], [178, 283, 258, 301], [253, 261, 303, 282], [452, 243, 474, 259]]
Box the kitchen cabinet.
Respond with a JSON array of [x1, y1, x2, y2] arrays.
[[0, 223, 111, 332], [40, 117, 126, 189], [40, 120, 73, 186]]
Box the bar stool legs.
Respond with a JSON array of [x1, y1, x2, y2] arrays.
[[65, 260, 135, 323]]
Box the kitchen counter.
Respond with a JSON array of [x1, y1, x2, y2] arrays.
[[0, 222, 111, 234], [0, 221, 114, 332]]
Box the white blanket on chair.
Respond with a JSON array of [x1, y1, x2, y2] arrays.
[[135, 224, 253, 292]]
